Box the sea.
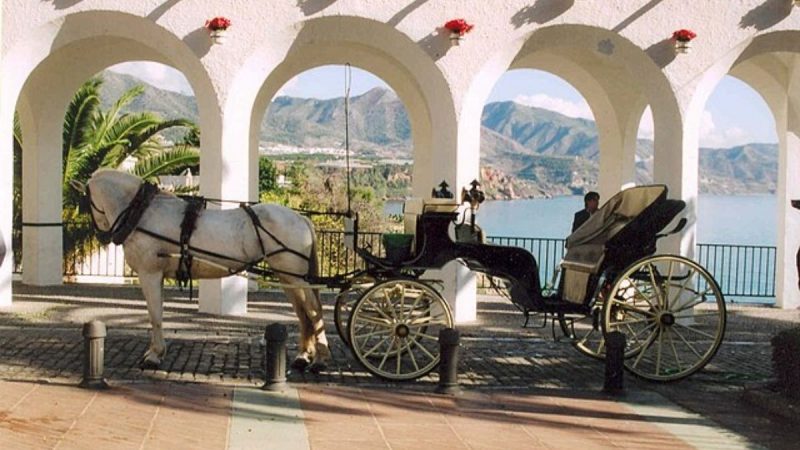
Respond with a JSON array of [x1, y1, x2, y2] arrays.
[[386, 194, 777, 245]]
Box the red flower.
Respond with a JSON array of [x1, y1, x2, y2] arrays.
[[672, 29, 696, 42], [444, 19, 474, 36], [205, 17, 231, 31]]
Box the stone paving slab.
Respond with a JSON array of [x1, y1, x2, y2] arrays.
[[1, 283, 800, 448]]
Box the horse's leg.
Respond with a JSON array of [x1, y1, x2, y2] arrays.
[[283, 286, 315, 371], [305, 286, 331, 374], [139, 271, 167, 369]]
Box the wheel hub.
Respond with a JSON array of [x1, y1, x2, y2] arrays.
[[395, 323, 410, 338], [659, 312, 676, 326]]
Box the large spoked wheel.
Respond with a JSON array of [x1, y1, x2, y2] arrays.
[[558, 277, 610, 359], [348, 279, 454, 381], [603, 255, 726, 382]]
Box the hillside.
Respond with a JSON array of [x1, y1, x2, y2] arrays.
[[98, 70, 777, 196]]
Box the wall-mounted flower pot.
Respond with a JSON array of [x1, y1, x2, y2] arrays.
[[210, 29, 227, 45], [675, 40, 691, 54]]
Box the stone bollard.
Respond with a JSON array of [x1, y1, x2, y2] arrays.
[[79, 320, 109, 389], [262, 323, 288, 391], [435, 328, 461, 395], [603, 331, 626, 395]]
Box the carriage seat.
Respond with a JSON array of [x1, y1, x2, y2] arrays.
[[403, 198, 460, 253], [560, 185, 668, 304]]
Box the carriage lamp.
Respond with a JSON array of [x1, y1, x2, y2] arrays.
[[461, 180, 486, 209], [432, 180, 454, 199], [461, 179, 486, 229]]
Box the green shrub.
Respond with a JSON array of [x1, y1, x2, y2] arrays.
[[771, 326, 800, 399]]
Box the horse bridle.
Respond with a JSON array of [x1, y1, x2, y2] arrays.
[[83, 184, 114, 245]]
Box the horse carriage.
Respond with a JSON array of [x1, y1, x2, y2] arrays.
[[77, 170, 726, 383]]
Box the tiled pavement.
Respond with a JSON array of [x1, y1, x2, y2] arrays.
[[0, 283, 799, 448]]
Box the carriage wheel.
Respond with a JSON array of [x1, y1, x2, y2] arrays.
[[558, 300, 606, 359], [557, 275, 610, 359], [348, 279, 454, 381], [603, 255, 726, 382], [333, 285, 370, 346]]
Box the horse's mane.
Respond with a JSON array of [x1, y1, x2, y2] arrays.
[[91, 169, 178, 201]]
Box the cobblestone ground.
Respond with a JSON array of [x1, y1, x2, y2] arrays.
[[0, 283, 792, 390]]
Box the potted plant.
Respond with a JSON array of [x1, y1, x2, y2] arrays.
[[206, 16, 232, 45], [672, 29, 696, 54], [444, 19, 474, 46]]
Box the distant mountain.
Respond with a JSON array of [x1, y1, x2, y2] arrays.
[[98, 70, 777, 196]]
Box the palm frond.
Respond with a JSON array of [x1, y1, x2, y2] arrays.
[[92, 85, 145, 146], [131, 146, 200, 181], [62, 78, 102, 163]]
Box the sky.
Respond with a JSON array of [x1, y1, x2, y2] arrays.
[[109, 62, 777, 148]]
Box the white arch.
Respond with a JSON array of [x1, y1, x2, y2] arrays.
[[0, 11, 217, 303]]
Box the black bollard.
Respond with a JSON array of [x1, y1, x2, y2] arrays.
[[603, 331, 626, 395], [435, 328, 461, 395], [262, 323, 288, 391], [79, 320, 109, 389]]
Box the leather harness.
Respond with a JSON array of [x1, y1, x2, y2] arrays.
[[86, 181, 314, 292]]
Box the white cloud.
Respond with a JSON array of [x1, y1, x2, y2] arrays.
[[699, 111, 750, 148], [637, 108, 750, 148], [107, 61, 192, 95], [513, 94, 594, 120]]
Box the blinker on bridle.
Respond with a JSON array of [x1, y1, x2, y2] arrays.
[[83, 185, 113, 245]]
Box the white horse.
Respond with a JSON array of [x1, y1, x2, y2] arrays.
[[72, 169, 330, 372]]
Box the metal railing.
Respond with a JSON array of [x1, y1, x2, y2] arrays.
[[11, 228, 778, 302], [696, 243, 776, 298]]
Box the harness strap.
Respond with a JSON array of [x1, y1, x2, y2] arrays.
[[176, 197, 205, 298], [240, 205, 267, 258], [239, 204, 312, 263], [109, 182, 160, 245]]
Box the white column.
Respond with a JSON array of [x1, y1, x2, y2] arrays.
[[0, 115, 11, 307], [198, 112, 251, 316], [652, 109, 698, 259], [596, 110, 639, 201], [20, 99, 63, 286], [776, 98, 800, 309]]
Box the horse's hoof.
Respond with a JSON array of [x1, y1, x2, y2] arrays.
[[140, 359, 160, 370], [290, 357, 310, 372], [308, 362, 327, 374]]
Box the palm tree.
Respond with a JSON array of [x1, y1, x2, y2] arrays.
[[61, 77, 198, 215], [13, 75, 200, 267]]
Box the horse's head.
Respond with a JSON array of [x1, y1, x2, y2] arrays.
[[78, 170, 142, 245]]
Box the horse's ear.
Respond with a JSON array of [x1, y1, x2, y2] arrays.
[[70, 180, 86, 194]]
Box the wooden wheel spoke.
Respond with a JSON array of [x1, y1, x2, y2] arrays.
[[610, 299, 656, 317], [667, 329, 683, 372], [354, 328, 392, 339], [409, 335, 436, 360], [377, 337, 397, 371], [362, 336, 391, 358], [647, 264, 665, 308], [673, 321, 716, 339], [364, 298, 394, 322], [670, 325, 705, 359]]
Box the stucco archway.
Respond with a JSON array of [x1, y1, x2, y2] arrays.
[[0, 11, 217, 304]]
